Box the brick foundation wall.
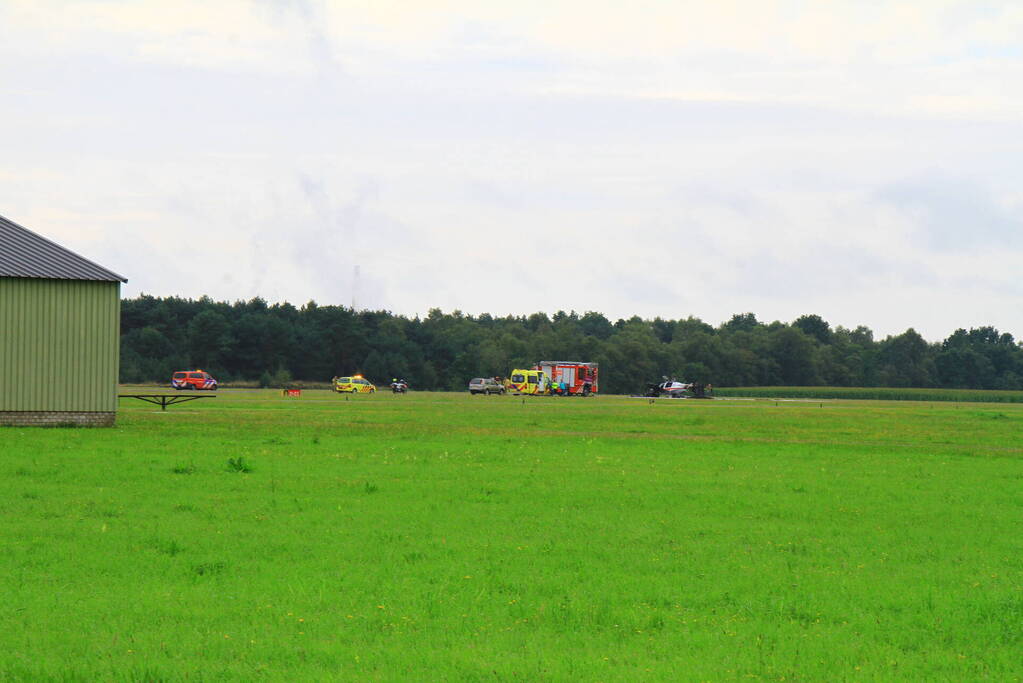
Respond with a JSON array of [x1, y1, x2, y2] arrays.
[[0, 411, 116, 427]]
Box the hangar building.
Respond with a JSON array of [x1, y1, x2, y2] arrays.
[[0, 214, 126, 426]]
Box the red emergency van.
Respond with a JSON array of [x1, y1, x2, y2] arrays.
[[171, 370, 218, 390]]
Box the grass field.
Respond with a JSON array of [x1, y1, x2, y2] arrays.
[[2, 390, 1021, 681], [713, 386, 1023, 403]]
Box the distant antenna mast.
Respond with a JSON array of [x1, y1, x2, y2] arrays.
[[351, 264, 360, 310]]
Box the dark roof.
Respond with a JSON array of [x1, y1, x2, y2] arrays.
[[0, 213, 126, 283]]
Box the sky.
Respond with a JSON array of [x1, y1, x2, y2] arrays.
[[2, 0, 1022, 340]]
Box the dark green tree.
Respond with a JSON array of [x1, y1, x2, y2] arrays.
[[793, 314, 832, 344], [769, 327, 820, 385], [877, 329, 934, 387], [187, 310, 234, 372]]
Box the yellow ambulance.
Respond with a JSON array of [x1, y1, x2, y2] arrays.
[[332, 375, 377, 393], [508, 369, 548, 395]]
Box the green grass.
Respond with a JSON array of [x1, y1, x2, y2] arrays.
[[713, 385, 1023, 403], [1, 390, 1021, 680]]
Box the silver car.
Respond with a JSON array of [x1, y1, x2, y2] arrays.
[[468, 377, 505, 395]]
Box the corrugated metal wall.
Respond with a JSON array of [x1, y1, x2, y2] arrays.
[[0, 278, 120, 412]]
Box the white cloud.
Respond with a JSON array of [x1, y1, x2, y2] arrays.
[[0, 0, 317, 73], [1, 1, 1022, 339]]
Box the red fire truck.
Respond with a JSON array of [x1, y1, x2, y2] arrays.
[[536, 360, 598, 396]]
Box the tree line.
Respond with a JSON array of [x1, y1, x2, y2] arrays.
[[119, 295, 1023, 393]]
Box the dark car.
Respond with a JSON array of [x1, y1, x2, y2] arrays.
[[468, 377, 505, 395]]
